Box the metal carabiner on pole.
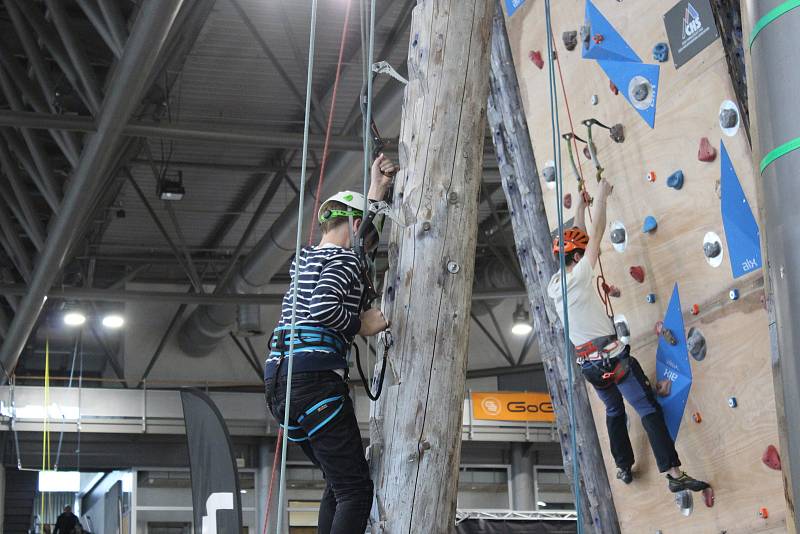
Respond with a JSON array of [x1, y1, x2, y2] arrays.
[[561, 132, 587, 189]]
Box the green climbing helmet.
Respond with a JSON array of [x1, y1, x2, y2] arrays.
[[318, 191, 366, 224]]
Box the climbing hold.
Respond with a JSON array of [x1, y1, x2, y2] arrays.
[[703, 232, 725, 268], [646, 293, 657, 304], [759, 507, 769, 519], [728, 397, 738, 408], [703, 241, 722, 258], [529, 50, 544, 70], [609, 123, 624, 143], [692, 412, 702, 423], [676, 490, 693, 516], [608, 285, 621, 298], [563, 30, 578, 51], [703, 487, 715, 508], [729, 289, 740, 300], [698, 137, 717, 162], [690, 304, 699, 315], [762, 445, 781, 471], [687, 327, 706, 361], [542, 163, 556, 184], [629, 265, 645, 283], [632, 81, 649, 102], [652, 42, 669, 62], [646, 171, 657, 183], [719, 108, 738, 129], [591, 94, 599, 106], [447, 261, 460, 274], [667, 170, 684, 190], [719, 100, 741, 137], [580, 24, 591, 50], [582, 146, 591, 159], [609, 80, 619, 95], [563, 193, 572, 209], [593, 33, 605, 44], [642, 215, 657, 233], [610, 229, 626, 244], [615, 320, 630, 337], [656, 379, 672, 397], [610, 221, 627, 252], [661, 326, 678, 346]]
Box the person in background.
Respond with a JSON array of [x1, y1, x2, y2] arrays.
[[53, 505, 79, 534]]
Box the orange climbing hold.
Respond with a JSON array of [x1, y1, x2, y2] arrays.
[[691, 304, 700, 315], [646, 171, 657, 183], [529, 50, 544, 70], [609, 80, 619, 95], [593, 34, 605, 44], [692, 412, 702, 423], [762, 444, 782, 470], [759, 507, 769, 519]]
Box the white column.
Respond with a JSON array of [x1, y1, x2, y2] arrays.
[[510, 442, 535, 511]]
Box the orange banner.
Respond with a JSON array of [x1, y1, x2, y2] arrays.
[[471, 391, 555, 422]]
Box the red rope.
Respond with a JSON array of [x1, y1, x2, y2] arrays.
[[262, 428, 283, 534], [549, 32, 615, 318], [307, 0, 353, 245]]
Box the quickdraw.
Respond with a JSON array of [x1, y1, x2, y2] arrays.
[[355, 328, 393, 401], [582, 118, 609, 182]]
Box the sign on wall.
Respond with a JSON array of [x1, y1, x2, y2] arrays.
[[663, 0, 719, 69], [471, 391, 555, 422]]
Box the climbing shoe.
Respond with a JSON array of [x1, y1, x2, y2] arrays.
[[667, 472, 710, 493], [616, 467, 633, 484]]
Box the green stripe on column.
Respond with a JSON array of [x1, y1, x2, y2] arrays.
[[749, 0, 800, 50], [760, 137, 800, 174]]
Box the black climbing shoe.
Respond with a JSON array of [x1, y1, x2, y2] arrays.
[[667, 472, 710, 493], [616, 467, 633, 484]]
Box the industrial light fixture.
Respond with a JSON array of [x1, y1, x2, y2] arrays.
[[511, 303, 532, 336], [537, 501, 548, 508], [102, 314, 125, 329], [157, 170, 185, 201], [63, 303, 86, 327]]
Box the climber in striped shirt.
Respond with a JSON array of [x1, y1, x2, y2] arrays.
[[265, 154, 398, 534]]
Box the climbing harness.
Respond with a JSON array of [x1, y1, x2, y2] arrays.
[[544, 2, 584, 532], [281, 395, 346, 442], [575, 336, 629, 389]]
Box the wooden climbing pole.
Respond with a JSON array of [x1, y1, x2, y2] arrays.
[[486, 1, 619, 532], [368, 1, 493, 532]]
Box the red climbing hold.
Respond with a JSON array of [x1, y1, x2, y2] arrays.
[[698, 137, 717, 162], [563, 193, 572, 208], [593, 34, 605, 44], [690, 304, 700, 315], [654, 320, 664, 335], [759, 507, 769, 519], [529, 50, 544, 70], [655, 379, 672, 397], [646, 171, 657, 183], [703, 487, 715, 508], [762, 445, 782, 471], [629, 265, 645, 283], [609, 81, 619, 95], [692, 412, 702, 423]]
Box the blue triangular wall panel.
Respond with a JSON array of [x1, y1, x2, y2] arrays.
[[656, 284, 692, 441], [721, 141, 762, 278], [582, 0, 641, 62]]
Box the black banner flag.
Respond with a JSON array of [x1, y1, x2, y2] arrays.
[[181, 388, 243, 533]]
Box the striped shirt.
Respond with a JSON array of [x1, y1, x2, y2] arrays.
[[265, 244, 364, 379]]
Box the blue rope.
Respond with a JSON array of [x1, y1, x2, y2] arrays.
[[276, 1, 318, 533], [544, 1, 584, 532]]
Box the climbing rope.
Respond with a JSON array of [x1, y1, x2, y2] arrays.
[[549, 29, 615, 320], [275, 2, 319, 533], [41, 337, 52, 524], [544, 2, 584, 533]]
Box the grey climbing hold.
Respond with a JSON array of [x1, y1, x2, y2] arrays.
[[542, 165, 556, 183], [704, 241, 722, 258], [591, 94, 599, 106], [580, 25, 591, 50], [609, 123, 625, 143], [687, 327, 707, 361], [563, 30, 578, 51], [615, 321, 630, 337], [676, 490, 693, 516], [632, 82, 649, 102], [720, 108, 738, 129], [610, 228, 626, 244]]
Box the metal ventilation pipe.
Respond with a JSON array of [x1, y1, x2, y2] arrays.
[[178, 85, 405, 356]]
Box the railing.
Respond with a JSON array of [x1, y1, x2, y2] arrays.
[[455, 509, 577, 523]]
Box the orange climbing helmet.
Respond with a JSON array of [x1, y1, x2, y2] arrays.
[[552, 227, 590, 255]]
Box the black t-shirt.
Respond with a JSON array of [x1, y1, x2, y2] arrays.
[[54, 512, 79, 534]]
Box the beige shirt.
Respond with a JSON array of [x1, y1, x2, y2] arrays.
[[547, 258, 616, 347]]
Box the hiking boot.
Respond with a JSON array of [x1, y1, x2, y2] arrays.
[[667, 471, 710, 493], [616, 467, 633, 484]]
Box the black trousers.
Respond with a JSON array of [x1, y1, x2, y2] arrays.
[[583, 354, 681, 473], [266, 371, 372, 534]]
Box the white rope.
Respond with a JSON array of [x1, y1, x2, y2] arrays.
[[275, 1, 318, 532]]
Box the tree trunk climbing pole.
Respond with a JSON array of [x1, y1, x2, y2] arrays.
[[368, 1, 492, 532], [486, 2, 620, 533]]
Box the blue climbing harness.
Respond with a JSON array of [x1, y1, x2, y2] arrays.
[[281, 394, 345, 442]]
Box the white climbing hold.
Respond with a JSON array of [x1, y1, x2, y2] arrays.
[[719, 100, 740, 137], [610, 220, 627, 253], [703, 231, 724, 268]]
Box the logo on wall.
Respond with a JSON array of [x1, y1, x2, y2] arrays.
[[664, 0, 719, 69], [481, 397, 501, 416], [471, 392, 555, 422]]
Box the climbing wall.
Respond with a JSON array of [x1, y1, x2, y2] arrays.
[[502, 1, 787, 533]]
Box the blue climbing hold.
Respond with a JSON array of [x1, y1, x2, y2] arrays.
[[643, 215, 658, 233], [728, 397, 738, 408], [653, 42, 669, 63], [667, 170, 684, 190], [646, 293, 657, 304], [729, 289, 740, 300]]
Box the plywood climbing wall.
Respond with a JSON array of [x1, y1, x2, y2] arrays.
[[503, 1, 787, 533]]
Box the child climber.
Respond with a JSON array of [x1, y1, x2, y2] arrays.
[[547, 178, 709, 494], [264, 154, 398, 534]]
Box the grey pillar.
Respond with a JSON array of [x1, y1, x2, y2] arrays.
[[257, 438, 281, 534], [0, 463, 5, 534], [510, 443, 535, 511], [744, 2, 800, 531]]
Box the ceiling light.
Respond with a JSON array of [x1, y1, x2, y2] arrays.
[[157, 170, 185, 201], [102, 314, 125, 329], [537, 501, 548, 508], [63, 311, 86, 327], [511, 303, 532, 336], [240, 489, 247, 494]]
